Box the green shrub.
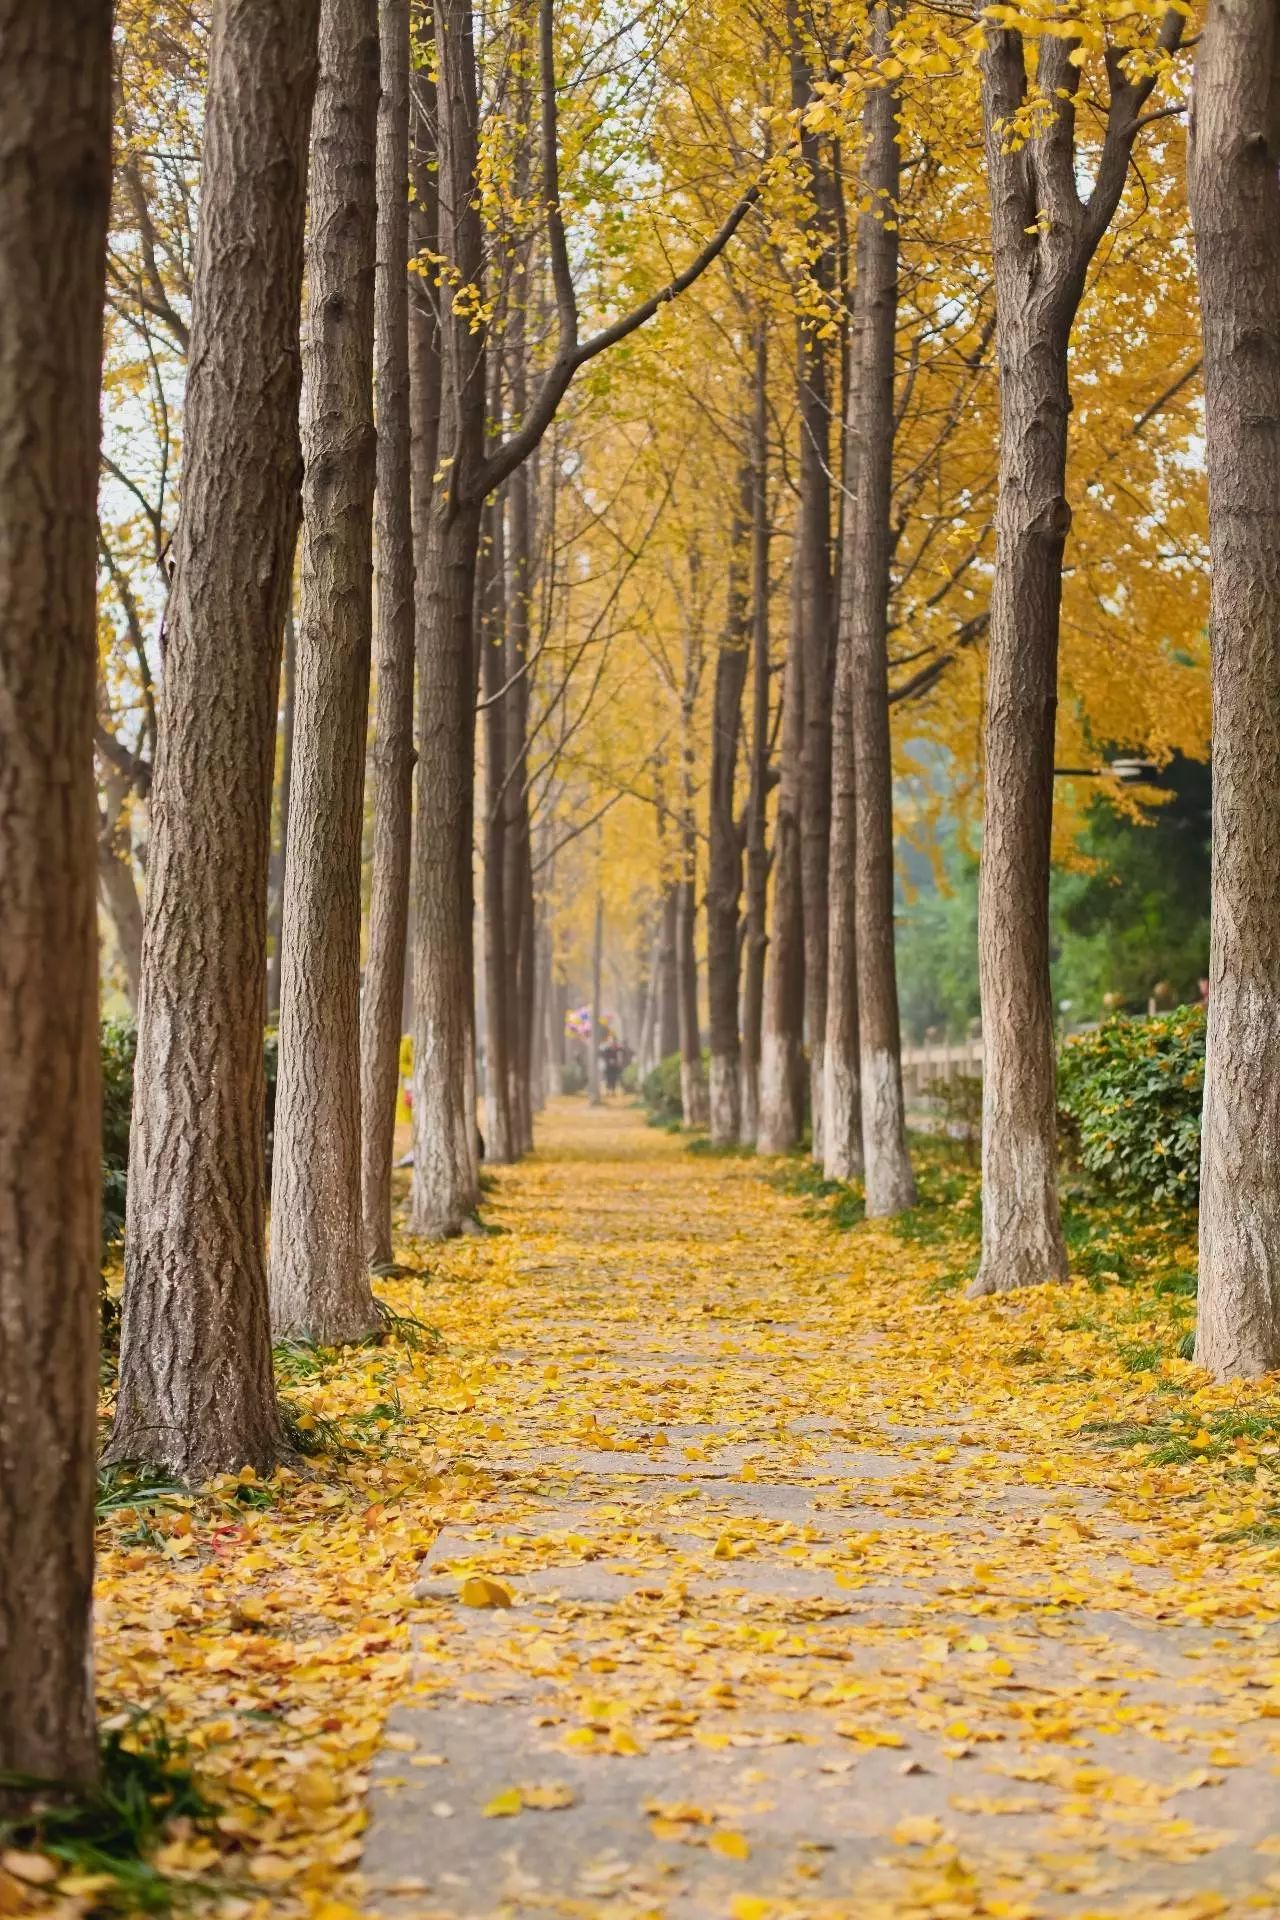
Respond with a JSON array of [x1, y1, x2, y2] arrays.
[[641, 1052, 684, 1125], [101, 1017, 138, 1251], [1057, 1006, 1204, 1207], [560, 1057, 587, 1095]]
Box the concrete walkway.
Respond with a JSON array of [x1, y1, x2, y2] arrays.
[[361, 1104, 1280, 1920]]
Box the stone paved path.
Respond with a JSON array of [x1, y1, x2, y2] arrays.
[[362, 1104, 1280, 1920]]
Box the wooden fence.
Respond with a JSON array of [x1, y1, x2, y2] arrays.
[[900, 1038, 984, 1103]]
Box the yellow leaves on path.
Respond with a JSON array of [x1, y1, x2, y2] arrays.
[[482, 1782, 575, 1816], [457, 1574, 513, 1609], [77, 1100, 1280, 1918]]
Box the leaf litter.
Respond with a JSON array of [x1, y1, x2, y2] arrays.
[[13, 1103, 1280, 1918]]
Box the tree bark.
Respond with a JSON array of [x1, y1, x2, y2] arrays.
[[266, 600, 297, 1021], [741, 324, 771, 1145], [1189, 0, 1280, 1377], [971, 13, 1182, 1293], [411, 483, 485, 1229], [410, 0, 485, 1237], [505, 457, 537, 1154], [677, 644, 709, 1127], [360, 0, 416, 1268], [849, 13, 914, 1216], [706, 467, 751, 1145], [481, 495, 516, 1161], [756, 562, 807, 1154], [793, 38, 836, 1164], [108, 0, 320, 1479], [823, 538, 863, 1181], [0, 0, 111, 1790], [270, 0, 381, 1343], [822, 136, 862, 1185], [657, 874, 681, 1060], [504, 76, 538, 1158], [677, 858, 708, 1126], [97, 763, 144, 1013], [638, 921, 661, 1076], [589, 886, 604, 1105]]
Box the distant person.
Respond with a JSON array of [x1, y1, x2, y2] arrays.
[[602, 1041, 623, 1096]]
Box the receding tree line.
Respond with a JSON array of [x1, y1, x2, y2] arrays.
[[2, 0, 1279, 1795]]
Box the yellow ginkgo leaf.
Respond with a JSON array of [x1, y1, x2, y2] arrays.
[[459, 1574, 513, 1609], [519, 1783, 576, 1810], [482, 1787, 524, 1817], [709, 1829, 751, 1860], [892, 1815, 943, 1847]]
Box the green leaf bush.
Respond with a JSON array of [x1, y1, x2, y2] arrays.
[[101, 1016, 138, 1252], [641, 1051, 684, 1125], [1057, 1006, 1205, 1208]]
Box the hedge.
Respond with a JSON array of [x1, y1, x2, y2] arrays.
[[1057, 1006, 1205, 1208]]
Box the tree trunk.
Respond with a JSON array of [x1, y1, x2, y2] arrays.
[[638, 922, 661, 1076], [1189, 0, 1280, 1377], [97, 764, 144, 1013], [972, 313, 1071, 1292], [270, 0, 381, 1343], [793, 38, 836, 1163], [108, 0, 320, 1479], [706, 469, 750, 1145], [741, 324, 771, 1145], [512, 825, 536, 1147], [756, 563, 807, 1154], [849, 18, 914, 1217], [481, 495, 516, 1161], [359, 0, 416, 1268], [505, 452, 536, 1155], [411, 498, 484, 1230], [823, 542, 862, 1182], [0, 0, 111, 1790], [530, 909, 550, 1112], [410, 0, 485, 1237], [657, 876, 681, 1060], [677, 857, 708, 1126], [266, 601, 297, 1021], [589, 887, 604, 1105], [971, 13, 1181, 1293]]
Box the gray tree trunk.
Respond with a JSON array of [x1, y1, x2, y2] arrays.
[[0, 0, 111, 1790], [1189, 0, 1280, 1378], [108, 0, 321, 1478], [792, 37, 836, 1164], [823, 153, 865, 1187], [409, 0, 485, 1237], [822, 533, 862, 1180], [971, 13, 1181, 1293], [97, 763, 145, 1013], [505, 452, 537, 1154], [589, 887, 604, 1105], [270, 0, 381, 1343], [741, 325, 771, 1145], [657, 876, 681, 1060], [678, 649, 710, 1126], [706, 466, 750, 1145], [266, 602, 297, 1021], [411, 485, 485, 1229], [677, 860, 708, 1127], [849, 16, 914, 1217], [481, 494, 516, 1161], [359, 0, 416, 1268], [756, 563, 807, 1154]]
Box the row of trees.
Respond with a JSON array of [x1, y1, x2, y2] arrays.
[[3, 0, 1280, 1794]]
